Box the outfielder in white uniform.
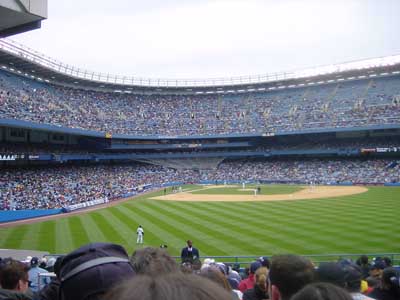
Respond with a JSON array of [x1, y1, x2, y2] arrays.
[[136, 225, 144, 244]]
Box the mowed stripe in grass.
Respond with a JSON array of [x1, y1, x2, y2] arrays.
[[1, 225, 30, 249], [68, 216, 90, 250], [38, 221, 56, 253], [0, 186, 399, 255]]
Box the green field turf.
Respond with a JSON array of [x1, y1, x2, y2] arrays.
[[191, 185, 303, 195], [1, 185, 399, 259]]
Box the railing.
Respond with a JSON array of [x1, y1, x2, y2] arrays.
[[1, 38, 400, 88], [171, 253, 400, 266]]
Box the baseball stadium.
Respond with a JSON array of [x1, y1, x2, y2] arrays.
[[0, 2, 400, 299]]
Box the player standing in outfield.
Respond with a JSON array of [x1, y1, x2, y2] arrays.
[[136, 225, 144, 244]]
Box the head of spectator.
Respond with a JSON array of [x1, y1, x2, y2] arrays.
[[242, 266, 269, 300], [381, 267, 400, 297], [290, 282, 353, 300], [258, 256, 271, 269], [53, 255, 65, 279], [199, 265, 232, 292], [59, 242, 135, 300], [382, 257, 392, 267], [238, 261, 262, 293], [369, 260, 385, 279], [0, 259, 30, 294], [250, 261, 262, 274], [30, 257, 39, 268], [192, 258, 202, 273], [356, 255, 369, 267], [268, 254, 315, 300], [130, 247, 178, 276], [342, 264, 363, 294], [45, 257, 57, 273], [105, 272, 233, 300], [316, 262, 346, 288]]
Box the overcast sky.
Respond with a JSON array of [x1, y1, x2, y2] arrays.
[[10, 0, 400, 79]]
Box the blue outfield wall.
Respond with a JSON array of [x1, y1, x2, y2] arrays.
[[0, 209, 62, 223]]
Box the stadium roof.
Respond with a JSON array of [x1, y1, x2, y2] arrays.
[[0, 0, 47, 37], [1, 38, 400, 94]]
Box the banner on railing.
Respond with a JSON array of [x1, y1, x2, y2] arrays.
[[64, 198, 109, 212]]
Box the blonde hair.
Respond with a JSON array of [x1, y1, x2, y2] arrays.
[[255, 267, 269, 291]]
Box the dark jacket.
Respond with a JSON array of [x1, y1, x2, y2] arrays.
[[180, 247, 200, 263], [0, 288, 33, 300], [37, 280, 60, 300], [242, 284, 269, 300], [368, 288, 398, 300]]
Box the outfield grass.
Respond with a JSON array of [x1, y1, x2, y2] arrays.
[[191, 185, 303, 195], [0, 185, 399, 258]]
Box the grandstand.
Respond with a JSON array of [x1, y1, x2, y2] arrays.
[[0, 38, 400, 212]]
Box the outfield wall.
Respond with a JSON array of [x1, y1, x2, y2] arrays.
[[0, 209, 62, 223]]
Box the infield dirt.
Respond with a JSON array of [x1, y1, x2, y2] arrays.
[[151, 185, 368, 202]]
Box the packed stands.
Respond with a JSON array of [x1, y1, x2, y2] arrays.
[[1, 70, 399, 136], [1, 158, 399, 210]]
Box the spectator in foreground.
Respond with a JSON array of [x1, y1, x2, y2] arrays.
[[342, 264, 375, 300], [130, 247, 178, 276], [239, 261, 262, 293], [37, 255, 64, 300], [368, 267, 400, 300], [290, 282, 353, 300], [28, 257, 49, 292], [105, 272, 233, 300], [242, 267, 269, 300], [0, 259, 33, 300], [58, 242, 135, 300], [269, 254, 315, 300]]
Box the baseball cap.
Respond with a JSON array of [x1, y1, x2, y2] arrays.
[[250, 261, 262, 273], [316, 262, 346, 288], [59, 243, 135, 300], [258, 256, 271, 268], [30, 257, 39, 266]]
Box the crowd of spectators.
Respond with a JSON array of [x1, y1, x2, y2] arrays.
[[1, 158, 399, 210], [1, 70, 399, 136], [0, 243, 398, 300]]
